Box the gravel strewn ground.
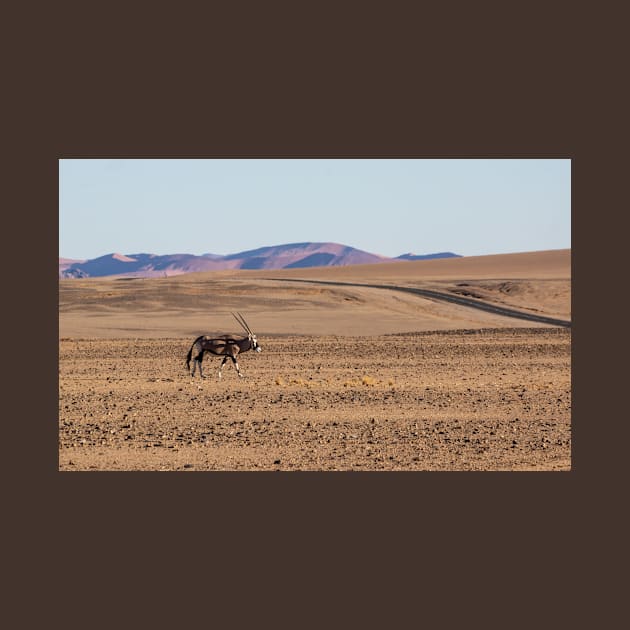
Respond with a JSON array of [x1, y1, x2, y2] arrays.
[[59, 328, 571, 471]]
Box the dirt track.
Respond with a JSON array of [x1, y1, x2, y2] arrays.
[[272, 278, 572, 327], [59, 328, 571, 471]]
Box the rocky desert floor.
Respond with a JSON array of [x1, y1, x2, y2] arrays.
[[59, 250, 571, 471], [59, 329, 571, 471]]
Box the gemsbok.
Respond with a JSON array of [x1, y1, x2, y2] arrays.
[[185, 312, 261, 379]]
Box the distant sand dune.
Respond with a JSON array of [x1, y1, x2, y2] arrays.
[[59, 249, 571, 338]]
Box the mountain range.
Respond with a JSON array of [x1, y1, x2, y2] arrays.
[[59, 242, 461, 279]]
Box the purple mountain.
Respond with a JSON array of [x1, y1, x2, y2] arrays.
[[59, 242, 461, 279]]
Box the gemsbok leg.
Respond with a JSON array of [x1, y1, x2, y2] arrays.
[[192, 350, 205, 378], [219, 355, 244, 378]]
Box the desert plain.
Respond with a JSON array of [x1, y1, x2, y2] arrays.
[[59, 249, 571, 471]]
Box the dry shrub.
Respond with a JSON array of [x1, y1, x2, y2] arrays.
[[276, 376, 310, 387], [343, 377, 377, 387]]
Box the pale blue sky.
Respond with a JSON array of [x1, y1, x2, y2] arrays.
[[59, 159, 571, 260]]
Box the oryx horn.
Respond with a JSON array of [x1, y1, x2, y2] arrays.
[[232, 312, 253, 336]]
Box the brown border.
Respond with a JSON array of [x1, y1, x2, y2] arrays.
[[9, 2, 613, 627]]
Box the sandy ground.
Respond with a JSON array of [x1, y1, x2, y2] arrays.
[[58, 250, 571, 471], [59, 249, 571, 337]]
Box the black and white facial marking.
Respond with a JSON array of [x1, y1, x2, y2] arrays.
[[250, 334, 261, 353], [185, 313, 261, 379]]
